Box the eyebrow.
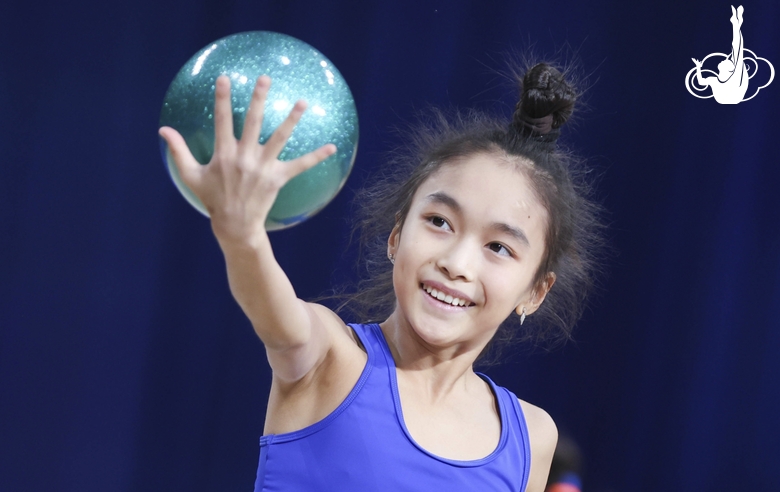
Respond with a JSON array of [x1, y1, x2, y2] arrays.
[[423, 192, 530, 247], [425, 192, 461, 213], [490, 221, 530, 247]]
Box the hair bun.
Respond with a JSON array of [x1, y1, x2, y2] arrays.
[[513, 63, 577, 137]]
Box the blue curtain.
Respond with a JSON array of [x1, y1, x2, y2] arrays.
[[1, 1, 778, 490]]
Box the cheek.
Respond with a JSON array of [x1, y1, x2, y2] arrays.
[[396, 225, 432, 266], [392, 249, 417, 296], [487, 263, 537, 305]]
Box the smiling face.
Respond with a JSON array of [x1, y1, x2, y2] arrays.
[[386, 152, 552, 354]]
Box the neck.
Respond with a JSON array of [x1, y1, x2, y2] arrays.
[[379, 311, 491, 402]]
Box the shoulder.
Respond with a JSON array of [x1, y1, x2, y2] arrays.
[[519, 398, 558, 443], [267, 302, 363, 386], [263, 304, 367, 434], [518, 398, 558, 492]]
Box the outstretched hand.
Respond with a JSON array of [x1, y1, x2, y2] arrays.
[[159, 75, 337, 245], [692, 58, 703, 68]]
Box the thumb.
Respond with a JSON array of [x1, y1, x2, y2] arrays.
[[159, 126, 203, 191]]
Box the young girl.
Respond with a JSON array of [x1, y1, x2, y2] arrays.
[[159, 62, 601, 492]]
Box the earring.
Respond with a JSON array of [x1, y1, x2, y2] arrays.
[[388, 253, 395, 264], [519, 307, 526, 325]]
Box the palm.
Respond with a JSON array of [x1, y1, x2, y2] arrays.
[[159, 75, 336, 242]]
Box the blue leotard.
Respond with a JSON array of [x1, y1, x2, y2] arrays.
[[254, 323, 531, 491]]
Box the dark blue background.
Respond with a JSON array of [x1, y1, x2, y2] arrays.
[[1, 1, 778, 491]]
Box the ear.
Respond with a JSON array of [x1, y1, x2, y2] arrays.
[[387, 220, 402, 258], [515, 272, 556, 316]]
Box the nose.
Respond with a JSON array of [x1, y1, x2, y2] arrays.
[[435, 238, 477, 281]]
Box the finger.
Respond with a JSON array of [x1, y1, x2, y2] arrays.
[[240, 75, 271, 151], [213, 75, 235, 152], [159, 126, 203, 190], [263, 100, 307, 159], [282, 144, 337, 181]]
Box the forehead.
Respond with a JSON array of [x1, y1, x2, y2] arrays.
[[412, 153, 548, 238], [416, 154, 543, 210]]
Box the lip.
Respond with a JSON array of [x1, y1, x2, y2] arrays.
[[420, 280, 476, 307]]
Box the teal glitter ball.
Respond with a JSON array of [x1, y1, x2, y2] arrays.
[[159, 31, 359, 230]]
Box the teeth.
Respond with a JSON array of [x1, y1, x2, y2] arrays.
[[423, 284, 468, 307]]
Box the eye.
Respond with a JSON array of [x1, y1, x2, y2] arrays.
[[488, 242, 512, 257], [428, 215, 452, 231]]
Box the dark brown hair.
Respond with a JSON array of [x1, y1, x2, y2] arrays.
[[336, 63, 605, 363]]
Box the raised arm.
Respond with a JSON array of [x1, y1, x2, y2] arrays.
[[692, 58, 711, 87], [159, 75, 342, 382]]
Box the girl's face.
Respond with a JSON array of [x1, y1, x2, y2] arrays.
[[388, 152, 552, 353]]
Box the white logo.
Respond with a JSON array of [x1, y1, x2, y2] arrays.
[[685, 5, 774, 104]]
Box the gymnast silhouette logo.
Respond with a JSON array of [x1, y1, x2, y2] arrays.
[[685, 5, 774, 104]]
